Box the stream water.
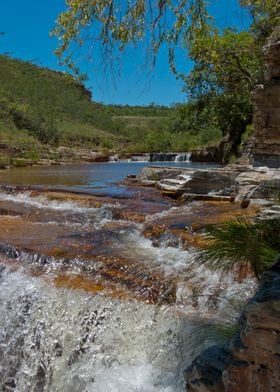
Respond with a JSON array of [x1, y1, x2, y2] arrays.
[[0, 162, 255, 392]]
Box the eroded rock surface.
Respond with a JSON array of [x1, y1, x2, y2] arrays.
[[56, 146, 109, 163], [252, 27, 280, 168], [235, 166, 280, 200], [185, 258, 280, 392], [133, 164, 280, 204]]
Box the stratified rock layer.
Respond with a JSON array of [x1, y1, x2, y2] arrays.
[[252, 28, 280, 167], [185, 258, 280, 392]]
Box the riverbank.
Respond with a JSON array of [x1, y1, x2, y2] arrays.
[[0, 161, 278, 390], [0, 149, 199, 170]]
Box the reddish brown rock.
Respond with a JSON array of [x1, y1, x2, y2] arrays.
[[252, 28, 280, 168]]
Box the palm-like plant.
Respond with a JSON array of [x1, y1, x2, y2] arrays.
[[199, 218, 280, 280]]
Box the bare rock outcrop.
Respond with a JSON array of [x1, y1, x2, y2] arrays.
[[252, 27, 280, 168], [235, 167, 280, 200], [185, 258, 280, 392], [56, 146, 109, 163]]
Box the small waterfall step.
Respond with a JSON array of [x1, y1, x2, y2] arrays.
[[175, 153, 190, 162], [149, 152, 190, 162]]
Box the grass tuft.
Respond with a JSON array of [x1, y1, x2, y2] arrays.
[[199, 218, 280, 280]]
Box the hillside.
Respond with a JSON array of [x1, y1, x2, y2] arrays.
[[0, 55, 222, 165]]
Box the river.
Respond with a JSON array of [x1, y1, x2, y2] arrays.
[[0, 162, 255, 391]]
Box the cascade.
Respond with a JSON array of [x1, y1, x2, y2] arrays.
[[174, 153, 190, 162], [149, 153, 190, 162], [0, 165, 256, 391]]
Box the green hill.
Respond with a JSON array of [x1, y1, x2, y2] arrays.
[[0, 55, 222, 165]]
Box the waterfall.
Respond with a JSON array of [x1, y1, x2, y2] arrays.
[[0, 263, 198, 392], [0, 259, 255, 392], [0, 184, 256, 392], [149, 153, 190, 162], [174, 153, 190, 162], [149, 153, 177, 162]]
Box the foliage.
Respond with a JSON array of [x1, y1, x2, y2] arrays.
[[52, 1, 277, 77], [52, 0, 209, 75], [184, 26, 263, 161], [53, 0, 278, 162], [240, 0, 280, 41], [199, 219, 280, 280]]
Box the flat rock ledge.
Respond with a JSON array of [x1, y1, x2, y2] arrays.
[[133, 165, 280, 209], [185, 257, 280, 392]]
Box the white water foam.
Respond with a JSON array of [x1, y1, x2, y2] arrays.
[[0, 191, 90, 211], [110, 228, 193, 275], [0, 264, 198, 392], [144, 204, 197, 224], [174, 153, 190, 162], [111, 229, 256, 313]]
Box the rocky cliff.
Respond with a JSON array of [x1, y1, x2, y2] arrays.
[[252, 27, 280, 168], [185, 257, 280, 392]]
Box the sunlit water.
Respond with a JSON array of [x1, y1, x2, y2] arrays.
[[0, 163, 254, 391], [0, 161, 220, 196]]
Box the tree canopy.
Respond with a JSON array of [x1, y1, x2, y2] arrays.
[[53, 0, 278, 75], [53, 0, 207, 74], [53, 0, 279, 162]]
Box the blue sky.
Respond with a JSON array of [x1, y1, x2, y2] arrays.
[[0, 0, 250, 106]]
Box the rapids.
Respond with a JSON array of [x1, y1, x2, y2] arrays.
[[0, 163, 256, 391]]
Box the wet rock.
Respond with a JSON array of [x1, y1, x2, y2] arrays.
[[180, 194, 232, 202], [148, 152, 190, 162], [240, 197, 250, 209], [143, 201, 258, 252], [150, 152, 178, 162], [151, 231, 180, 248], [0, 243, 19, 259], [185, 346, 228, 392], [185, 257, 280, 392]]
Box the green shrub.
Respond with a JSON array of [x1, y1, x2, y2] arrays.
[[199, 218, 280, 279]]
